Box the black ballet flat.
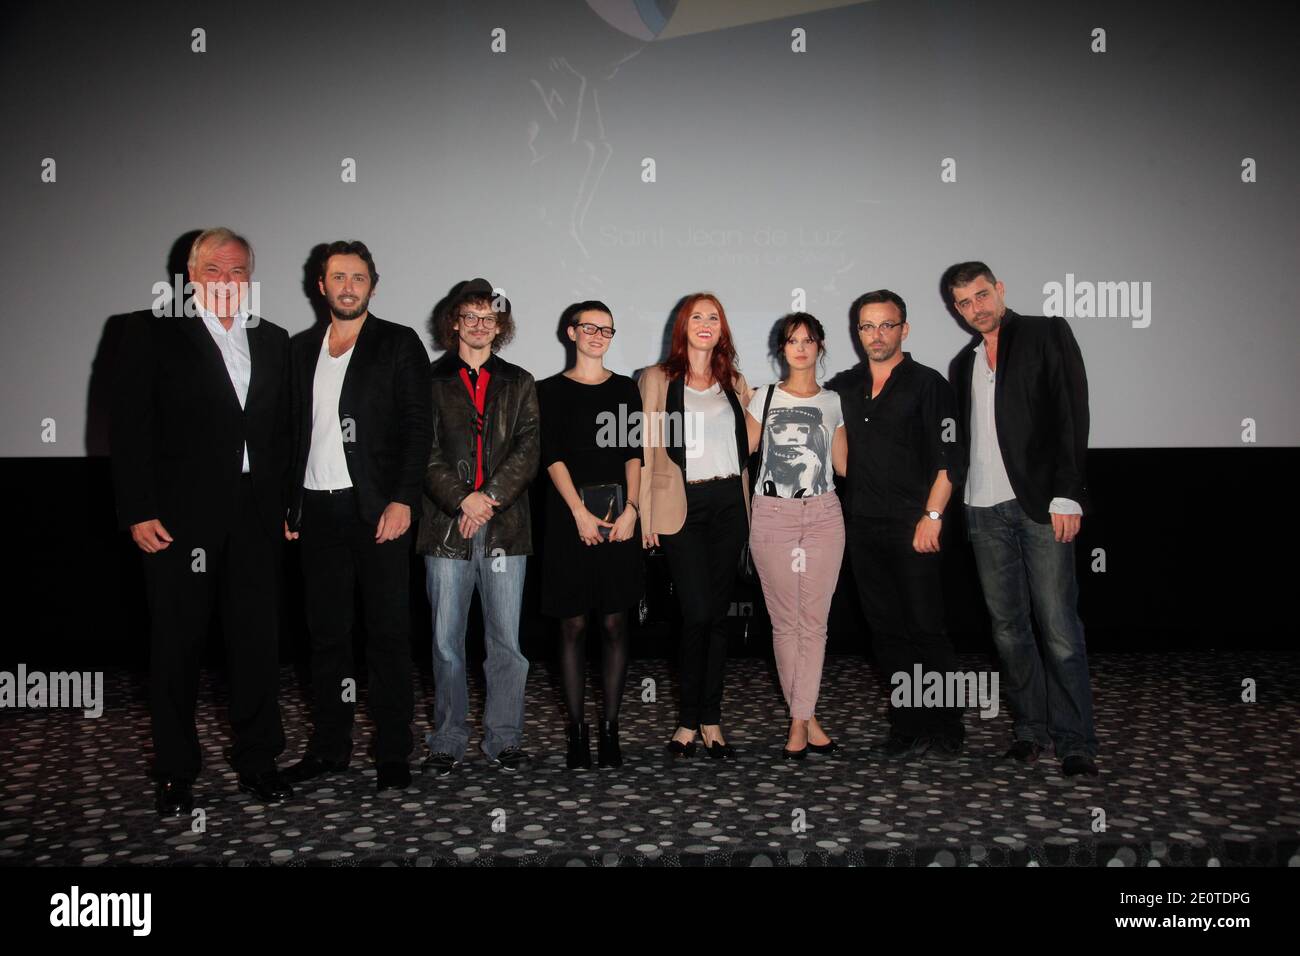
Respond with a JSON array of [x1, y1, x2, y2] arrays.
[[781, 746, 807, 760], [807, 739, 840, 755], [700, 739, 735, 760], [666, 738, 697, 758]]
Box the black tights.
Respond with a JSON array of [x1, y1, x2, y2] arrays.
[[557, 611, 629, 726]]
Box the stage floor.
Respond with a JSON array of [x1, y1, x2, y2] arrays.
[[1, 653, 1296, 867]]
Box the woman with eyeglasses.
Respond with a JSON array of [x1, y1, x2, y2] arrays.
[[536, 301, 643, 769], [743, 313, 847, 759], [639, 293, 753, 759]]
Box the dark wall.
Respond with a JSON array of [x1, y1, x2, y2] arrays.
[[4, 448, 1293, 672]]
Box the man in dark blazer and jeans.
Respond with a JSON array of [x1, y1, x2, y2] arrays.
[[946, 261, 1099, 777], [282, 240, 432, 791], [112, 227, 295, 814]]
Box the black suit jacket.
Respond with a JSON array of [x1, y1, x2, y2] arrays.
[[950, 310, 1090, 523], [111, 309, 292, 540], [287, 315, 432, 531]]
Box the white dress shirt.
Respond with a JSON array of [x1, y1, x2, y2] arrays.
[[197, 304, 252, 473], [965, 341, 1081, 515]]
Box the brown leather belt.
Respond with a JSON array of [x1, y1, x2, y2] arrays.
[[685, 473, 740, 486]]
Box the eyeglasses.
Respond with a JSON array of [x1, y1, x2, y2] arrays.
[[574, 322, 616, 338], [459, 312, 498, 329], [857, 321, 903, 334]]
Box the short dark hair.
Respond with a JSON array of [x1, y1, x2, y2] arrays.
[[944, 261, 998, 294], [319, 240, 379, 286], [850, 289, 907, 323], [563, 300, 614, 326]]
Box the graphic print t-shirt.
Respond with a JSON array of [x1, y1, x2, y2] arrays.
[[747, 384, 844, 498]]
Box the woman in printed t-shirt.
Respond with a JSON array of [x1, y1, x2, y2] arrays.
[[743, 313, 847, 759]]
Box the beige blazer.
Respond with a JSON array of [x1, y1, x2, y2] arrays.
[[638, 364, 754, 536]]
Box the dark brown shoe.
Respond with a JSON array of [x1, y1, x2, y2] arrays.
[[1061, 754, 1099, 777], [1003, 740, 1043, 763]]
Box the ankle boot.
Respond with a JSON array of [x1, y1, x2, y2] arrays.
[[597, 720, 622, 768], [566, 722, 591, 770]]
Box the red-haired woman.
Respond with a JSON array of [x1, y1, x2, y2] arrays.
[[639, 294, 753, 758]]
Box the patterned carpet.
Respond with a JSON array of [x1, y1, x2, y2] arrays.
[[1, 653, 1296, 867]]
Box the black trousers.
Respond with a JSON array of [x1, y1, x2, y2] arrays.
[[847, 515, 964, 740], [299, 489, 414, 764], [142, 476, 285, 781], [659, 476, 747, 728]]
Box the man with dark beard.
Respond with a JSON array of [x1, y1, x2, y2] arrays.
[[282, 241, 432, 791], [946, 261, 1097, 777]]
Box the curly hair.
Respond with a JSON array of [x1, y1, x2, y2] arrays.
[[432, 284, 516, 352]]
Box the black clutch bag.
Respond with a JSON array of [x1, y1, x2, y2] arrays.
[[579, 483, 625, 539]]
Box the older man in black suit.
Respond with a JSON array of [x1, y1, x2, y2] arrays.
[[112, 227, 294, 814]]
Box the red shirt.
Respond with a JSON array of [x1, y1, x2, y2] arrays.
[[457, 361, 491, 490]]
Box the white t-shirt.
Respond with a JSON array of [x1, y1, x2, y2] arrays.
[[304, 334, 356, 491], [683, 382, 740, 481], [747, 383, 844, 498]]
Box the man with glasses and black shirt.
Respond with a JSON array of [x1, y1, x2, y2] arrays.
[[836, 290, 965, 760], [418, 278, 540, 775]]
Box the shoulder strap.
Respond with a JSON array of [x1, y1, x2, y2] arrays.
[[752, 384, 776, 495]]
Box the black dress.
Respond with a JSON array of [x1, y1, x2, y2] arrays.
[[537, 371, 645, 618]]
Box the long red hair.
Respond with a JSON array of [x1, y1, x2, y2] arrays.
[[659, 293, 740, 393]]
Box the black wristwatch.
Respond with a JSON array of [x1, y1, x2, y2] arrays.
[[923, 510, 942, 521]]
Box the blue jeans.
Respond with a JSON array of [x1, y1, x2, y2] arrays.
[[965, 498, 1098, 758], [423, 525, 529, 761]]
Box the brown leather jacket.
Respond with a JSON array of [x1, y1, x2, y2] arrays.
[[417, 351, 540, 559]]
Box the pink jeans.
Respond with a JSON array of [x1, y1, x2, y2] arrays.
[[749, 492, 845, 720]]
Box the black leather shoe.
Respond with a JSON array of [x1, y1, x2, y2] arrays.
[[666, 738, 696, 758], [566, 723, 592, 770], [870, 734, 931, 759], [597, 720, 622, 768], [281, 754, 349, 784], [420, 752, 460, 777], [237, 770, 293, 802], [782, 746, 807, 760], [490, 746, 532, 772], [1061, 754, 1099, 777], [376, 761, 412, 791], [1003, 740, 1043, 764], [154, 778, 193, 817]]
